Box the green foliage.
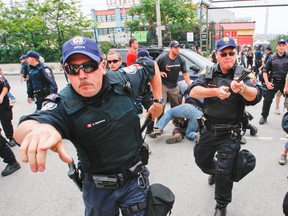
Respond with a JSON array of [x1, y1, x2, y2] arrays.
[[0, 0, 91, 63], [99, 41, 113, 57], [126, 0, 199, 43]]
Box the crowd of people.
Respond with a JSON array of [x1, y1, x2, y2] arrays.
[[0, 35, 288, 216]]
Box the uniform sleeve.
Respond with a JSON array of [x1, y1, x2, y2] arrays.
[[120, 58, 155, 97], [41, 67, 58, 94], [189, 75, 207, 90], [18, 102, 73, 140], [27, 78, 34, 98], [0, 74, 10, 91], [242, 77, 263, 106], [262, 58, 272, 73]]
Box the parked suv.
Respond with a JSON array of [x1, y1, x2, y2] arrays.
[[109, 47, 214, 80]]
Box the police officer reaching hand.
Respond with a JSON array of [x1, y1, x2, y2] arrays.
[[14, 36, 163, 216], [190, 37, 262, 216]]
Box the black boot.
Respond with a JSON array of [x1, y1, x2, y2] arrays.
[[214, 204, 227, 216], [208, 173, 215, 185], [248, 123, 258, 136]]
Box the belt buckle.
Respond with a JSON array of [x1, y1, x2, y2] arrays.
[[92, 175, 119, 189]]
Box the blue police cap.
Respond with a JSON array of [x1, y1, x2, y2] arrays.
[[169, 40, 180, 48], [137, 49, 153, 59], [26, 51, 40, 59], [62, 36, 102, 64], [265, 45, 272, 51], [19, 55, 27, 60], [277, 39, 286, 45], [216, 37, 236, 51]]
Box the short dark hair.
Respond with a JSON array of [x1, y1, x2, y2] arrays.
[[129, 38, 137, 47]]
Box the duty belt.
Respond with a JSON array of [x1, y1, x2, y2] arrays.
[[84, 162, 142, 189], [33, 89, 46, 97]]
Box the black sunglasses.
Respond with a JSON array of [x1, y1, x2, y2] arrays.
[[107, 59, 120, 64], [220, 51, 236, 57], [64, 61, 100, 75]]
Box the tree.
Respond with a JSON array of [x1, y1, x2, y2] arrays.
[[126, 0, 199, 44], [0, 0, 91, 63]]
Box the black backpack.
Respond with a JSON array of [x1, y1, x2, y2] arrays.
[[145, 183, 175, 216]]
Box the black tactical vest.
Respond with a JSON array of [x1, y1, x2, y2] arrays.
[[271, 53, 288, 79], [59, 72, 142, 174]]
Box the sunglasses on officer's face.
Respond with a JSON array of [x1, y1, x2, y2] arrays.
[[219, 51, 236, 57], [64, 61, 100, 75], [107, 59, 121, 64]]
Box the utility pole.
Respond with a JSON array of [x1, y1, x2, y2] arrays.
[[156, 0, 162, 47]]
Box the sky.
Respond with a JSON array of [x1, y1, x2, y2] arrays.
[[2, 0, 288, 35], [225, 6, 288, 35], [79, 0, 288, 35]]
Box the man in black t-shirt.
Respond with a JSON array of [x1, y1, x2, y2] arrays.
[[155, 40, 191, 115]]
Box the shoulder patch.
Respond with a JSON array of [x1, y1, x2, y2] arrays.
[[122, 64, 142, 74], [0, 75, 4, 82], [44, 68, 52, 77], [45, 93, 59, 101], [41, 102, 57, 111]]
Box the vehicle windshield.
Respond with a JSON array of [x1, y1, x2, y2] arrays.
[[180, 49, 214, 68]]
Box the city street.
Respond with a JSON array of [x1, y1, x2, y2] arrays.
[[1, 73, 287, 216]]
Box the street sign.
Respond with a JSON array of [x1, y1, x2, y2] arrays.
[[187, 32, 194, 42]]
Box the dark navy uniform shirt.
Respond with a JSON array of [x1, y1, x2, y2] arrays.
[[191, 64, 262, 123], [27, 63, 58, 98], [19, 58, 156, 174]]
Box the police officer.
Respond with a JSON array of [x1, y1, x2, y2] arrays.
[[26, 51, 58, 110], [254, 44, 264, 80], [0, 129, 21, 176], [14, 36, 163, 216], [0, 72, 16, 147], [259, 39, 288, 125], [190, 37, 262, 216], [19, 55, 29, 83]]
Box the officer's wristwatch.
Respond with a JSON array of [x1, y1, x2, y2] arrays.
[[153, 98, 164, 104]]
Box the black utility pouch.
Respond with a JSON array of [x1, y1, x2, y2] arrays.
[[92, 175, 119, 189], [233, 149, 256, 182], [145, 183, 175, 216], [140, 142, 149, 165]]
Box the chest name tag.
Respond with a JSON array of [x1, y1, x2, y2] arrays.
[[86, 119, 106, 128]]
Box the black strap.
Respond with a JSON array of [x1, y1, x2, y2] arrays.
[[121, 201, 147, 216]]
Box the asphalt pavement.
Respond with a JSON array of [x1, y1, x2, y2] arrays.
[[1, 74, 287, 216]]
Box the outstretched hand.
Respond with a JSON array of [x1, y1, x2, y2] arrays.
[[19, 124, 72, 172]]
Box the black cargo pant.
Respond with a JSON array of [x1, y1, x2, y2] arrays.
[[138, 90, 154, 133], [0, 106, 14, 140], [35, 96, 46, 110], [0, 131, 16, 165], [261, 82, 284, 119], [194, 129, 240, 205]]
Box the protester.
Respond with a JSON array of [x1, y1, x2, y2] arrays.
[[155, 40, 191, 121], [126, 38, 139, 66]]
